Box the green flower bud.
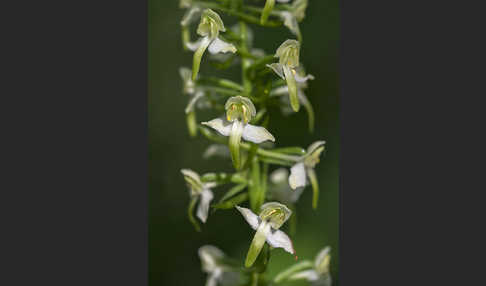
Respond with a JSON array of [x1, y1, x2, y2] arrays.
[[276, 39, 300, 68], [197, 9, 225, 39], [224, 96, 256, 124]]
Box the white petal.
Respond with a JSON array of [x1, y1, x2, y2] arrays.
[[196, 189, 214, 223], [294, 72, 315, 83], [267, 63, 285, 79], [205, 269, 222, 286], [266, 228, 295, 255], [314, 246, 331, 274], [270, 86, 289, 96], [208, 37, 237, 54], [270, 168, 289, 184], [185, 90, 204, 113], [289, 269, 320, 281], [289, 162, 307, 189], [235, 205, 260, 230], [202, 118, 232, 137], [199, 245, 225, 272], [186, 37, 204, 52], [277, 0, 291, 2], [242, 124, 275, 143]]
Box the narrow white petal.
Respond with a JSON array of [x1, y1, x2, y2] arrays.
[[266, 228, 295, 255], [186, 37, 205, 52], [203, 144, 230, 159], [196, 189, 214, 223], [208, 37, 237, 54], [242, 124, 275, 143], [288, 269, 320, 281], [199, 245, 225, 272], [185, 91, 205, 113], [267, 63, 285, 79], [270, 85, 289, 96], [294, 72, 315, 83], [289, 162, 307, 189], [235, 205, 260, 230], [202, 118, 232, 137], [205, 270, 221, 286]]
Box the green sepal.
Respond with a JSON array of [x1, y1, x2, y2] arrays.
[[307, 168, 319, 209], [245, 221, 270, 267], [260, 0, 276, 25], [186, 110, 197, 137], [181, 27, 190, 51], [188, 196, 201, 232]]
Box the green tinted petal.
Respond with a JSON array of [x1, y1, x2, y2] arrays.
[[188, 196, 201, 232], [245, 221, 271, 267], [283, 66, 299, 112], [186, 110, 198, 137], [192, 36, 211, 80], [229, 121, 244, 170], [307, 168, 319, 209]]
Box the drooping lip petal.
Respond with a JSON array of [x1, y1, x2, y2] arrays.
[[196, 189, 214, 223], [202, 117, 233, 137], [198, 245, 225, 272], [289, 162, 307, 189], [235, 205, 261, 230], [242, 123, 276, 143], [266, 228, 295, 255], [294, 72, 315, 83], [208, 37, 237, 54]]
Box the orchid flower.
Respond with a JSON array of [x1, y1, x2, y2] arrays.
[[180, 67, 207, 137], [278, 0, 308, 42], [203, 144, 231, 159], [198, 245, 239, 286], [270, 66, 315, 132], [267, 39, 313, 112], [268, 168, 304, 205], [236, 202, 295, 267], [260, 0, 292, 25], [187, 9, 237, 80], [288, 141, 326, 209], [202, 96, 275, 169], [288, 246, 332, 286], [181, 169, 216, 231]]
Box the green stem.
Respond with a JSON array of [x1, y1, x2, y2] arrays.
[[240, 21, 252, 95], [197, 77, 244, 91]]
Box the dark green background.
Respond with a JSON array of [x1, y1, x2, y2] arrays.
[[149, 1, 339, 285]]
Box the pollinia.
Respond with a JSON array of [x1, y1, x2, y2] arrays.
[[178, 1, 332, 285]]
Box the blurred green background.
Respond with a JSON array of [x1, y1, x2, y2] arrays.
[[149, 0, 339, 285]]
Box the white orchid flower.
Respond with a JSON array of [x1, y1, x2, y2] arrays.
[[288, 141, 325, 209], [236, 202, 295, 267], [180, 67, 208, 137], [260, 0, 292, 25], [268, 168, 304, 205], [267, 39, 313, 112], [198, 245, 239, 286], [187, 9, 237, 80], [203, 144, 231, 159], [277, 0, 308, 42], [181, 169, 216, 230], [202, 96, 275, 169], [270, 66, 315, 131], [288, 246, 332, 286]]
